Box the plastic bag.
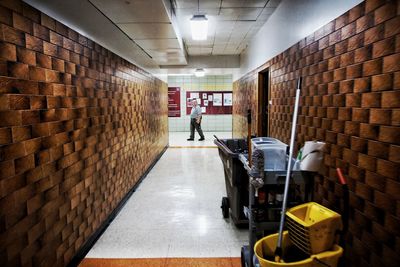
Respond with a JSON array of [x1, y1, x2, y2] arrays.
[[299, 141, 326, 172]]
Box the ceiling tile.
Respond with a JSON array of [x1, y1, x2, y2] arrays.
[[215, 21, 235, 32], [146, 48, 185, 58], [242, 0, 269, 8], [90, 0, 170, 23], [212, 48, 226, 55], [175, 8, 219, 16], [260, 7, 276, 16], [118, 23, 176, 39], [187, 46, 212, 55], [221, 0, 268, 8], [257, 13, 271, 21], [221, 0, 245, 8], [214, 36, 231, 43], [135, 39, 181, 50], [185, 39, 214, 46], [266, 0, 281, 8], [229, 32, 247, 40], [176, 0, 221, 9], [218, 8, 241, 20], [228, 38, 245, 45], [234, 21, 254, 31], [238, 8, 263, 20]]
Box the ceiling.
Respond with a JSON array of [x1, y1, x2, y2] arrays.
[[24, 0, 281, 75], [175, 0, 281, 56]]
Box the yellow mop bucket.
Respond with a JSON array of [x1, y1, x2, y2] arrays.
[[286, 202, 343, 255], [254, 231, 343, 267]]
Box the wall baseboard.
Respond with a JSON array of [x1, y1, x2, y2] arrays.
[[67, 145, 169, 267]]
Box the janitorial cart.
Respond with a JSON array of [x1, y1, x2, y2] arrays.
[[240, 78, 348, 267]]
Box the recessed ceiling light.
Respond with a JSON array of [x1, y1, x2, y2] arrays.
[[190, 15, 208, 41], [194, 68, 205, 77]]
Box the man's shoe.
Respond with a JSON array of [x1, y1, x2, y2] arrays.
[[187, 138, 194, 141], [199, 138, 205, 141]]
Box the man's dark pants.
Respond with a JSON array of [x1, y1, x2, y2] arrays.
[[190, 118, 204, 139]]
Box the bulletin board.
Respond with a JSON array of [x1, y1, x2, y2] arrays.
[[168, 87, 181, 117], [186, 91, 232, 115]]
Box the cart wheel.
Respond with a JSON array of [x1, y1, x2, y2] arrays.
[[221, 197, 229, 218]]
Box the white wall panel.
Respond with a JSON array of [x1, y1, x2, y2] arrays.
[[168, 75, 233, 132]]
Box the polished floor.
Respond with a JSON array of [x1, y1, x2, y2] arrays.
[[81, 132, 247, 266], [168, 131, 232, 147], [80, 257, 241, 267]]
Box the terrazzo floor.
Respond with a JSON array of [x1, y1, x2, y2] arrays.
[[80, 132, 247, 266], [168, 131, 232, 147]]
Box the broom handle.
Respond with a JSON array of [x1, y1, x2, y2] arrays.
[[275, 77, 302, 260]]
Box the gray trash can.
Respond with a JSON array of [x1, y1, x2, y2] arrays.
[[214, 138, 249, 226]]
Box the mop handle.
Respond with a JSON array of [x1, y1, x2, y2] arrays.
[[275, 77, 302, 259]]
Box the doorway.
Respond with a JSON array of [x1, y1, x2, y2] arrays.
[[258, 69, 270, 137]]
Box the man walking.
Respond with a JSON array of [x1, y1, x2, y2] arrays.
[[187, 99, 205, 141]]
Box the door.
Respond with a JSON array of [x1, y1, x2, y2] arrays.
[[258, 69, 270, 137]]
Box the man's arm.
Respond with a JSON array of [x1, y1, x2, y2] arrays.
[[196, 106, 202, 123]]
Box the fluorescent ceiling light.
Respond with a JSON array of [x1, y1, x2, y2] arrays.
[[194, 68, 205, 77], [190, 15, 208, 40], [155, 73, 193, 77], [167, 73, 193, 76]]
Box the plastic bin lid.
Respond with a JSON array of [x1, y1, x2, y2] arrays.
[[252, 137, 287, 147]]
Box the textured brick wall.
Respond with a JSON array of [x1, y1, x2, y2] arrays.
[[0, 1, 168, 266], [232, 74, 258, 136], [233, 1, 400, 266]]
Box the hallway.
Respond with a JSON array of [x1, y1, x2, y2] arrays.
[[1, 1, 399, 266], [80, 132, 247, 266]]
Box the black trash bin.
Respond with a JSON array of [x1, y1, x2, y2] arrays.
[[214, 138, 249, 226]]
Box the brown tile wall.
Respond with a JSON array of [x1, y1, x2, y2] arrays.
[[0, 1, 168, 266], [233, 1, 400, 266], [232, 74, 258, 136]]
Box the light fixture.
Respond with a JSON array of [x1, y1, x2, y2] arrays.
[[194, 68, 205, 77], [190, 0, 208, 41], [190, 14, 208, 40]]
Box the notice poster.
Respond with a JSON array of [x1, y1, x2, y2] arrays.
[[208, 95, 213, 101], [202, 93, 207, 99], [204, 100, 208, 106], [168, 87, 181, 117], [223, 93, 232, 106], [187, 98, 192, 108], [190, 92, 199, 99], [201, 107, 206, 113], [213, 93, 222, 106]]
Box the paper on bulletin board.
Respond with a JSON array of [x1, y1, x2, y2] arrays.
[[202, 93, 207, 99], [201, 107, 206, 113], [204, 100, 208, 106], [208, 95, 213, 101], [223, 93, 232, 106], [213, 93, 222, 106], [190, 92, 199, 99], [187, 98, 193, 107], [197, 98, 201, 105]]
